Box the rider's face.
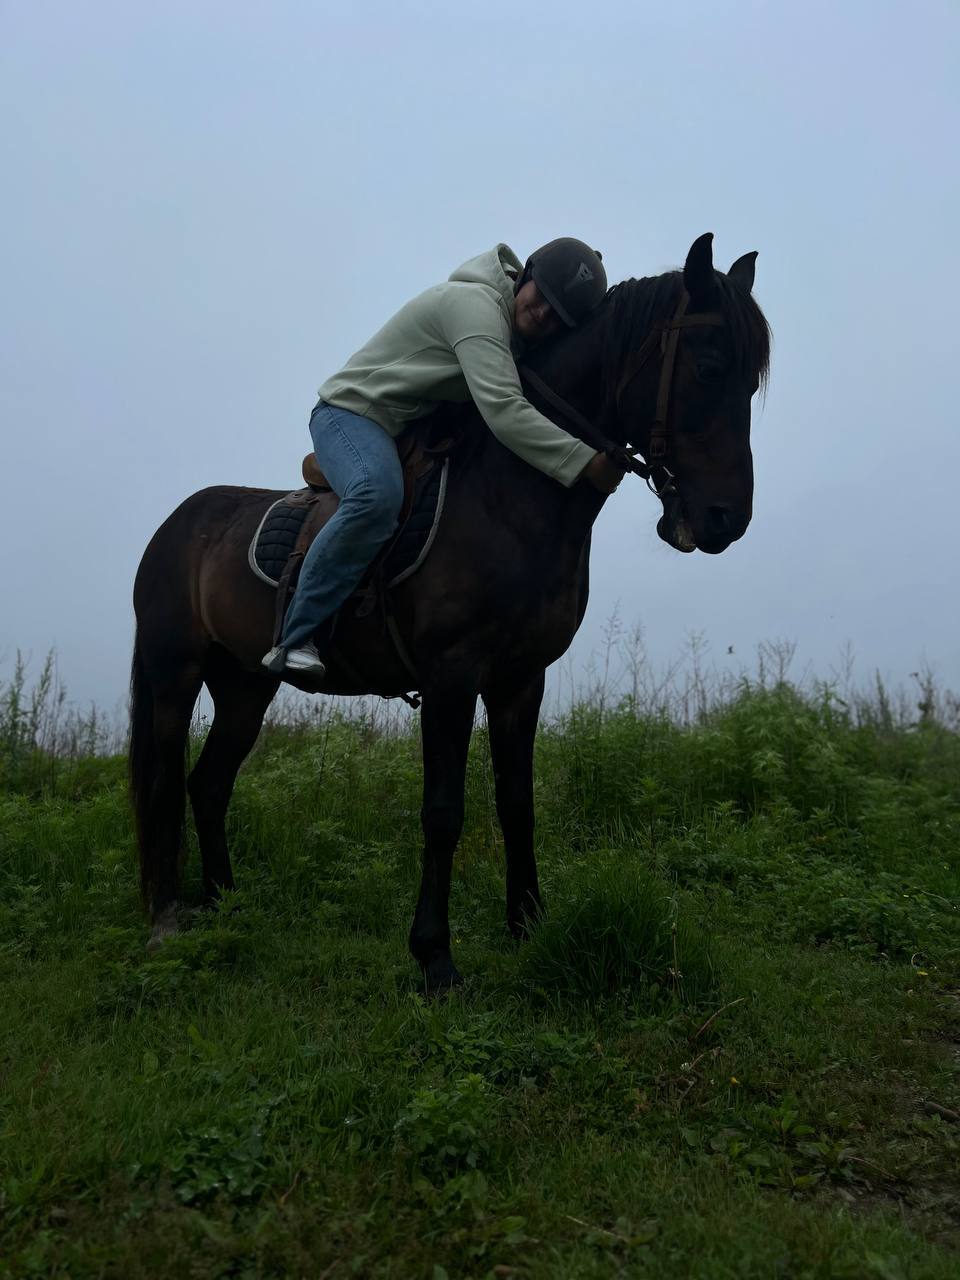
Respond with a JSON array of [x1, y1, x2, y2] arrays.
[[513, 279, 564, 342]]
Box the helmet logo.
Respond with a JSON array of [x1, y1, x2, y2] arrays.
[[566, 261, 594, 289]]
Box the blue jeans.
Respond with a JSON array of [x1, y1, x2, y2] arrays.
[[280, 401, 404, 651]]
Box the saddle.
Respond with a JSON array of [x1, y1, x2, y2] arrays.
[[249, 409, 473, 700]]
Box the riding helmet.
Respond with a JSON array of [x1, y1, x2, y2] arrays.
[[525, 238, 607, 326]]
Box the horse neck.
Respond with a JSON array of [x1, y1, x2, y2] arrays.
[[495, 272, 690, 514], [523, 308, 615, 436], [492, 311, 614, 536], [477, 272, 701, 547]]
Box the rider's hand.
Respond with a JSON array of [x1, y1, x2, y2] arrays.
[[582, 451, 628, 495]]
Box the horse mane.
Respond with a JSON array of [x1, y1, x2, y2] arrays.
[[604, 270, 772, 393]]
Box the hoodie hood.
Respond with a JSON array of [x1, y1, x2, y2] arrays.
[[448, 243, 523, 315]]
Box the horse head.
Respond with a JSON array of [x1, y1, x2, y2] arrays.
[[610, 233, 771, 555]]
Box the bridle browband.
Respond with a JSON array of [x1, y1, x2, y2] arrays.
[[519, 291, 724, 498]]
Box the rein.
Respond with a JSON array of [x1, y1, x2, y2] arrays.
[[519, 291, 724, 498]]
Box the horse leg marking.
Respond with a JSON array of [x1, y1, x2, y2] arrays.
[[146, 903, 180, 952]]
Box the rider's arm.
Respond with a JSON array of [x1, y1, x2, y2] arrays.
[[450, 330, 597, 487]]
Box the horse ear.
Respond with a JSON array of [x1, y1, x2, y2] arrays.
[[683, 232, 715, 300], [727, 251, 758, 293]]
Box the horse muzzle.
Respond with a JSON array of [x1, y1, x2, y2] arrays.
[[657, 498, 749, 555]]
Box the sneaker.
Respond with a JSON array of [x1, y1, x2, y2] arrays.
[[285, 643, 326, 675], [261, 644, 326, 677], [261, 646, 287, 674]]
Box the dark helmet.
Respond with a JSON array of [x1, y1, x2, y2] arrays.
[[525, 238, 607, 326]]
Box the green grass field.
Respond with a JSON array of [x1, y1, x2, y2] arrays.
[[1, 655, 958, 1278]]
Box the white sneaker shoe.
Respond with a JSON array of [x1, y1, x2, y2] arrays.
[[261, 643, 326, 677]]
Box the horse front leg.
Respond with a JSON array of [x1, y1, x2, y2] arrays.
[[482, 671, 545, 940], [409, 681, 478, 992]]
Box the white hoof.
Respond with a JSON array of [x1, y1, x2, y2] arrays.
[[146, 904, 179, 953]]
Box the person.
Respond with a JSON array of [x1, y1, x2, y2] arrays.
[[262, 239, 627, 678]]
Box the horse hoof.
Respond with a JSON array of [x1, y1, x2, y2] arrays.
[[422, 958, 464, 996], [507, 905, 542, 942], [146, 905, 179, 953]]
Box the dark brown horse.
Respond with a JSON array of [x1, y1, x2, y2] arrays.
[[130, 233, 771, 990]]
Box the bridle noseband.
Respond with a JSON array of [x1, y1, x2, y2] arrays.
[[519, 291, 725, 499]]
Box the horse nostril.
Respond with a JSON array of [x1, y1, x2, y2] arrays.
[[707, 506, 731, 536]]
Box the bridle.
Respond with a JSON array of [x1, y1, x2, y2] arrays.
[[518, 291, 724, 499]]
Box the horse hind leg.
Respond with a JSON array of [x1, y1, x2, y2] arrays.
[[187, 648, 278, 905], [130, 640, 202, 950]]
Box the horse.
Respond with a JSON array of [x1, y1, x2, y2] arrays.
[[129, 232, 771, 991]]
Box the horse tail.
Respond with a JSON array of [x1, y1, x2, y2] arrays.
[[129, 629, 156, 905]]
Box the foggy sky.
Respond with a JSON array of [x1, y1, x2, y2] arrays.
[[2, 0, 958, 713]]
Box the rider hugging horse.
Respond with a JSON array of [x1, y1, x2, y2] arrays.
[[130, 233, 771, 991]]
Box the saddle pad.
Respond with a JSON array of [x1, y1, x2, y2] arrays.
[[248, 501, 314, 585], [248, 459, 448, 591]]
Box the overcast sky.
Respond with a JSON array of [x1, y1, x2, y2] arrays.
[[2, 0, 958, 715]]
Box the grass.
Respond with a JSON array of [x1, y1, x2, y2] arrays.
[[0, 647, 958, 1278]]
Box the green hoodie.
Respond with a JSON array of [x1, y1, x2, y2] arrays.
[[317, 244, 598, 488]]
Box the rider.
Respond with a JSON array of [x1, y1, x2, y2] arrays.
[[262, 238, 626, 678]]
